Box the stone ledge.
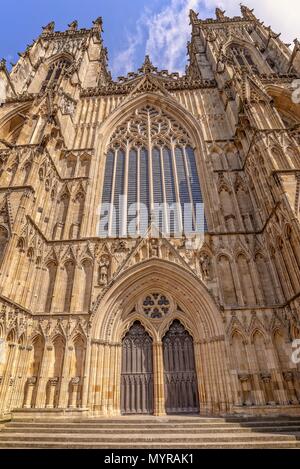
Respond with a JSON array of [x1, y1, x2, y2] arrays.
[[0, 414, 12, 424], [232, 405, 300, 417], [11, 408, 90, 420]]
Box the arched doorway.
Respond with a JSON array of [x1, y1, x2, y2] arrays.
[[163, 320, 199, 414], [91, 259, 229, 417], [121, 321, 154, 414]]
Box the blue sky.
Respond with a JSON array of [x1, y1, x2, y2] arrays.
[[0, 0, 298, 78]]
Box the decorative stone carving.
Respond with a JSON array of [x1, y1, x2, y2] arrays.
[[142, 293, 171, 319], [27, 376, 37, 386], [60, 95, 76, 115], [283, 371, 294, 382], [42, 21, 55, 34], [68, 20, 78, 31], [199, 253, 212, 281], [150, 239, 160, 258], [49, 377, 59, 386], [260, 371, 271, 383], [93, 17, 103, 32], [98, 255, 110, 286], [8, 377, 15, 386], [112, 240, 128, 253]]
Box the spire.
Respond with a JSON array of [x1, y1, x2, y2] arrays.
[[215, 8, 227, 20], [240, 4, 256, 20], [139, 55, 157, 74], [93, 17, 103, 33], [189, 9, 199, 24], [68, 20, 78, 31], [42, 21, 55, 34]]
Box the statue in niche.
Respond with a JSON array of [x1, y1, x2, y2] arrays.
[[199, 253, 212, 281], [150, 239, 160, 258], [60, 95, 75, 115], [98, 255, 110, 286]]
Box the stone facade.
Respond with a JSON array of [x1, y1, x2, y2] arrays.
[[0, 6, 300, 418]]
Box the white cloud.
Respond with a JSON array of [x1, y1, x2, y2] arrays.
[[110, 19, 144, 78], [145, 0, 201, 74], [110, 0, 300, 77]]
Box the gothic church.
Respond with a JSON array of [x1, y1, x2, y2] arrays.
[[1, 5, 300, 419]]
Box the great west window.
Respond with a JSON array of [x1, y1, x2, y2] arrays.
[[99, 105, 206, 238]]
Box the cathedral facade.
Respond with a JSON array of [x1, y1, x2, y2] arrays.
[[1, 5, 300, 419]]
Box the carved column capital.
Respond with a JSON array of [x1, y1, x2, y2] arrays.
[[49, 377, 59, 386], [27, 376, 37, 386]]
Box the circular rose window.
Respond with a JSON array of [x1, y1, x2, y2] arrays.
[[141, 293, 171, 319]]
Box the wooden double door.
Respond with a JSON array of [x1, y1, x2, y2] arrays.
[[121, 320, 199, 415]]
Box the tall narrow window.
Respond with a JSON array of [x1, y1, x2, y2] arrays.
[[127, 149, 138, 236], [140, 148, 150, 235], [41, 59, 71, 93], [230, 45, 258, 74], [99, 105, 206, 238]]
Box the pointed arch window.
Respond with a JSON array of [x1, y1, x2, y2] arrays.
[[230, 45, 259, 74], [99, 105, 206, 238], [41, 58, 72, 93]]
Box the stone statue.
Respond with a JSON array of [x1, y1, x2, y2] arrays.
[[189, 9, 199, 24], [93, 17, 103, 32], [199, 253, 212, 280], [98, 256, 110, 286], [42, 21, 55, 34], [150, 239, 160, 258], [240, 5, 256, 20], [216, 8, 226, 20], [68, 20, 78, 31]]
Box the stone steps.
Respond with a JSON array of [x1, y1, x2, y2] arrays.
[[3, 425, 300, 435], [1, 416, 300, 449], [7, 419, 300, 428], [0, 441, 300, 449]]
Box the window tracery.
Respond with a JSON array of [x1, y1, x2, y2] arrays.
[[230, 45, 259, 74], [142, 293, 171, 319], [99, 105, 206, 238], [41, 59, 72, 93]]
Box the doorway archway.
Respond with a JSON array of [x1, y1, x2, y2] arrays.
[[163, 320, 199, 414], [121, 321, 154, 414]]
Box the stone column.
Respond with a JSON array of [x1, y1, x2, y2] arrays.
[[199, 342, 213, 415], [194, 342, 206, 413], [0, 343, 17, 414], [11, 345, 28, 410], [95, 343, 104, 413], [238, 373, 253, 406], [4, 377, 16, 414], [58, 344, 72, 408], [112, 344, 122, 416], [46, 378, 59, 409], [35, 344, 52, 409], [24, 377, 37, 409], [283, 371, 299, 404], [153, 342, 166, 416], [260, 372, 276, 405], [81, 339, 92, 409], [69, 377, 80, 409]]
